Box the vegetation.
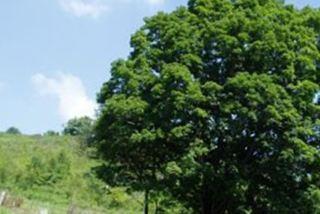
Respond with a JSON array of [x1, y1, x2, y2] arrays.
[[5, 127, 21, 135], [43, 130, 60, 137], [0, 133, 143, 213], [63, 117, 94, 136], [63, 117, 95, 145], [0, 0, 320, 213], [95, 0, 320, 213]]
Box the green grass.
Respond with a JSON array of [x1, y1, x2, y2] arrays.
[[0, 207, 11, 214], [0, 134, 143, 213]]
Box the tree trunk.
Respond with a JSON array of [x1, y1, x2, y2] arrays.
[[201, 186, 214, 214], [202, 197, 213, 214], [154, 200, 159, 214], [144, 189, 149, 214]]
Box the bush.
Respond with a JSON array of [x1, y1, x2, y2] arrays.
[[5, 127, 21, 135]]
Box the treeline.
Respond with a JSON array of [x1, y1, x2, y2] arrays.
[[3, 116, 94, 138]]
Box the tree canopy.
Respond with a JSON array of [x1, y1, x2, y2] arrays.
[[63, 116, 95, 146], [63, 116, 94, 137], [95, 0, 320, 213], [6, 127, 21, 135]]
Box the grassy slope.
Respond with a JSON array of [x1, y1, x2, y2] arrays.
[[0, 134, 142, 214]]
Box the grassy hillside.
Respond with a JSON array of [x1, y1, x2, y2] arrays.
[[0, 134, 143, 213]]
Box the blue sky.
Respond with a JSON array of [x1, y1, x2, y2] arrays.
[[0, 0, 317, 134]]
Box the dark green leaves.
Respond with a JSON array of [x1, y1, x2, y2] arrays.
[[95, 0, 320, 212]]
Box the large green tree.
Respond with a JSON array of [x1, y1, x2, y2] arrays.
[[95, 0, 320, 213]]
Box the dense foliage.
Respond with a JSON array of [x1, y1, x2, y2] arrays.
[[63, 117, 96, 146], [95, 0, 320, 213], [63, 116, 94, 137], [6, 127, 21, 135]]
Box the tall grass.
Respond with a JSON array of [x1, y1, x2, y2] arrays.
[[0, 134, 142, 213]]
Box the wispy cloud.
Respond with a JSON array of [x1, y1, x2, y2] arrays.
[[32, 72, 97, 121], [59, 0, 108, 18], [145, 0, 165, 5], [58, 0, 166, 18]]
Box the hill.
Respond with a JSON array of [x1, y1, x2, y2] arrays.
[[0, 134, 142, 213]]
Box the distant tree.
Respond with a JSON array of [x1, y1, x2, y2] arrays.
[[63, 116, 94, 136], [6, 127, 21, 135], [63, 117, 95, 144], [43, 130, 60, 137], [95, 0, 320, 213]]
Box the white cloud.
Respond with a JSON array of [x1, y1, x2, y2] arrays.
[[58, 0, 166, 18], [32, 72, 97, 121], [59, 0, 108, 18]]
